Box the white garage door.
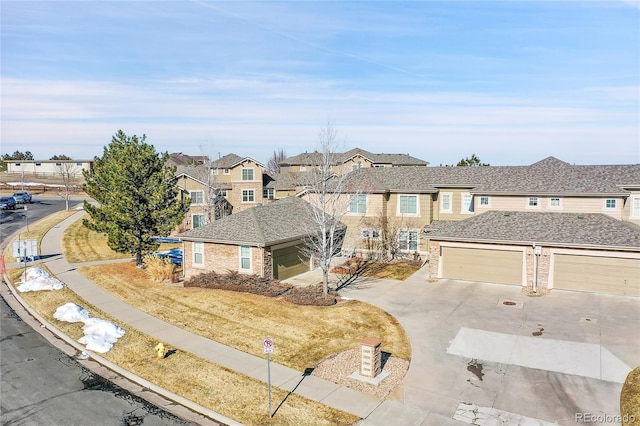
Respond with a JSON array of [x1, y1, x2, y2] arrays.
[[553, 254, 640, 296], [442, 246, 524, 285]]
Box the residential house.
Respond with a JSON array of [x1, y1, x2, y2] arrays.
[[179, 196, 346, 281], [4, 159, 93, 178], [333, 156, 640, 296]]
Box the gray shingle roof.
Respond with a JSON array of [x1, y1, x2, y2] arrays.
[[425, 211, 640, 249], [178, 196, 345, 246], [340, 157, 640, 195], [280, 147, 428, 167]]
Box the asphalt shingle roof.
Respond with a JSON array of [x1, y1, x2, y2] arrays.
[[425, 211, 640, 249], [179, 196, 345, 246], [280, 147, 428, 167]]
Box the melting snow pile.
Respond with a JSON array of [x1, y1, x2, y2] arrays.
[[54, 303, 125, 353], [17, 268, 64, 292]]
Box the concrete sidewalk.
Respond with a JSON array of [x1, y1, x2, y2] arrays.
[[24, 210, 386, 424]]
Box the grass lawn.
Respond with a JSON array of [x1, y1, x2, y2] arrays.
[[6, 212, 412, 425]]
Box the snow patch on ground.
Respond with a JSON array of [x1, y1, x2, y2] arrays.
[[17, 268, 64, 292]]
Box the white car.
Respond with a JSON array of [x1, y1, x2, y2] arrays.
[[12, 191, 32, 204]]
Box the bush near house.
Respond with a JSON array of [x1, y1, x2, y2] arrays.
[[183, 270, 337, 306], [621, 366, 640, 426]]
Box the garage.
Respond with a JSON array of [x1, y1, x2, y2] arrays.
[[552, 253, 640, 296], [441, 246, 524, 285], [272, 244, 310, 280]]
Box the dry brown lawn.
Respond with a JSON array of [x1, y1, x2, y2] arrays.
[[80, 262, 411, 370], [17, 287, 359, 426]]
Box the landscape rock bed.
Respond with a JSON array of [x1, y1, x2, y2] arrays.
[[311, 348, 409, 399]]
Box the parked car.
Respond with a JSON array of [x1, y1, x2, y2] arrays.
[[12, 191, 32, 204], [0, 196, 17, 210]]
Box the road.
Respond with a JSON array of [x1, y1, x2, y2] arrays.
[[0, 196, 213, 426]]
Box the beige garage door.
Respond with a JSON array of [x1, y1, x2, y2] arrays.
[[553, 254, 640, 296], [442, 246, 523, 285], [273, 244, 309, 280]]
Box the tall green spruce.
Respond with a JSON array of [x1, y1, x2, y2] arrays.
[[82, 130, 189, 266]]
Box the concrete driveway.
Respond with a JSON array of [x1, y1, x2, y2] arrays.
[[339, 272, 640, 425]]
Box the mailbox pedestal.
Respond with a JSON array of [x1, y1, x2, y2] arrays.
[[359, 338, 382, 378]]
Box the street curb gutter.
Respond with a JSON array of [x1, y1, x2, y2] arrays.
[[1, 271, 242, 426]]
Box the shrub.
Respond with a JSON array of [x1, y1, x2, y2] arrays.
[[281, 284, 337, 306], [621, 366, 640, 426], [144, 254, 174, 282]]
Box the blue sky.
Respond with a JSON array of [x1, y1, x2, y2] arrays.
[[1, 1, 638, 166]]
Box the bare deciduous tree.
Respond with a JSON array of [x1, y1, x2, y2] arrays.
[[298, 124, 354, 294], [266, 148, 287, 175], [55, 162, 80, 211], [363, 210, 422, 261]]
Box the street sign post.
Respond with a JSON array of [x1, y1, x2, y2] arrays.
[[263, 337, 275, 418]]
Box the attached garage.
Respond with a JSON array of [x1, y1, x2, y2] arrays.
[[441, 246, 524, 286], [552, 253, 640, 296], [272, 244, 310, 280]]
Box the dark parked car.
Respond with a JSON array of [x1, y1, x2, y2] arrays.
[[0, 196, 17, 210], [12, 191, 32, 204]]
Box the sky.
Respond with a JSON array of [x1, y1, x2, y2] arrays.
[[1, 1, 639, 166]]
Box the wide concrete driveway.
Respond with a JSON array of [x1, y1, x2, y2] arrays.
[[339, 273, 639, 425]]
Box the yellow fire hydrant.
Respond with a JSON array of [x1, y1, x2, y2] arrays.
[[154, 342, 165, 359]]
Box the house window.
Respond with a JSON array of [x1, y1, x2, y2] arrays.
[[528, 197, 539, 207], [242, 169, 254, 181], [300, 165, 307, 171], [605, 199, 616, 209], [480, 196, 489, 206], [217, 189, 227, 198], [192, 214, 205, 228], [193, 242, 204, 266], [213, 168, 219, 175], [240, 246, 251, 270], [399, 194, 418, 215], [190, 191, 204, 205], [362, 229, 370, 238], [549, 197, 561, 208], [242, 189, 255, 202], [263, 188, 274, 200], [55, 162, 61, 166], [398, 230, 418, 251], [14, 163, 20, 166], [349, 194, 367, 214], [224, 169, 230, 174], [440, 193, 452, 213], [372, 229, 380, 238], [76, 162, 82, 166], [462, 194, 473, 213], [633, 197, 640, 217], [352, 163, 362, 171]]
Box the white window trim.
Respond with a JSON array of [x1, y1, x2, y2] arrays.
[[398, 228, 420, 252], [242, 168, 255, 181], [190, 190, 204, 205], [439, 192, 452, 213], [192, 213, 205, 228], [527, 197, 540, 209], [224, 169, 230, 174], [193, 242, 204, 266], [299, 165, 307, 171], [398, 194, 419, 217], [461, 193, 473, 214], [239, 246, 251, 272], [548, 197, 562, 209], [349, 194, 367, 215], [632, 197, 640, 218], [479, 196, 490, 207], [604, 198, 617, 210], [242, 189, 256, 203]]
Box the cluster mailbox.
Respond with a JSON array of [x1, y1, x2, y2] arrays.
[[359, 338, 382, 378]]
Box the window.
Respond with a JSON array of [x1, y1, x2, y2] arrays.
[[633, 198, 640, 217], [372, 229, 380, 238], [55, 162, 61, 166], [605, 199, 616, 209], [362, 229, 370, 238], [213, 168, 219, 175], [528, 197, 539, 207], [76, 162, 82, 166], [549, 197, 561, 208], [300, 165, 307, 171], [193, 242, 204, 265], [240, 246, 251, 270], [480, 196, 489, 206], [349, 194, 367, 214], [224, 169, 230, 174], [242, 168, 254, 181], [440, 193, 451, 213], [352, 163, 362, 171], [398, 230, 418, 251], [190, 191, 204, 205], [399, 195, 418, 215], [462, 194, 473, 213], [192, 214, 205, 228], [217, 189, 227, 197], [14, 163, 20, 166], [35, 163, 42, 166], [242, 189, 255, 202], [263, 188, 274, 200]]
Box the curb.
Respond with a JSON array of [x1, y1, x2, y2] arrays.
[[1, 224, 241, 426]]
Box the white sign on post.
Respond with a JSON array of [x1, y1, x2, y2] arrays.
[[12, 239, 38, 260], [263, 337, 274, 354]]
